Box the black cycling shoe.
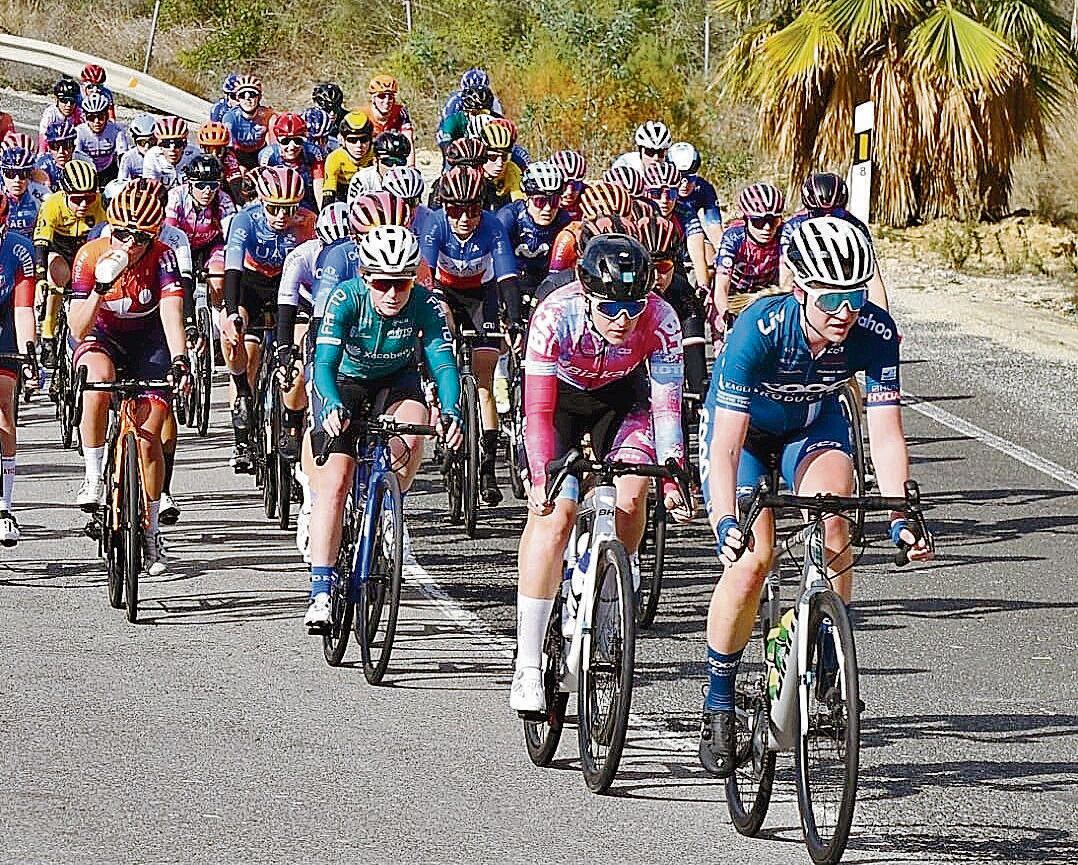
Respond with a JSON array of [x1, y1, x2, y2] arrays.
[[40, 337, 57, 369], [699, 708, 737, 778], [278, 427, 300, 460], [480, 468, 503, 506], [231, 443, 253, 474]]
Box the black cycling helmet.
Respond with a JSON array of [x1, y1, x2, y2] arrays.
[[801, 172, 849, 211], [577, 233, 652, 302], [461, 86, 494, 113], [311, 82, 345, 113], [373, 130, 412, 166], [53, 76, 80, 100], [186, 153, 223, 183]]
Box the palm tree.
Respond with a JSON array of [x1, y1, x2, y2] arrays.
[[715, 0, 1078, 226]]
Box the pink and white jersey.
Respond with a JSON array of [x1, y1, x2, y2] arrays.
[[524, 281, 684, 488], [165, 185, 236, 252]]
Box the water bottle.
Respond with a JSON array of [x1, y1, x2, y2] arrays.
[[561, 532, 590, 637], [765, 608, 797, 700]]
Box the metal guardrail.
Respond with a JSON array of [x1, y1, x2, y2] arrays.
[[0, 34, 212, 121]]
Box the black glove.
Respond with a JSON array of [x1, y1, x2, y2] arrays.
[[168, 354, 191, 385], [274, 342, 294, 370], [184, 316, 198, 345]]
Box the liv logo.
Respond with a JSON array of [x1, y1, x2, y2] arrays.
[[757, 307, 786, 336]]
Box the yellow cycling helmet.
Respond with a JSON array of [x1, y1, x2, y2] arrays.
[[60, 160, 98, 195], [368, 75, 399, 96], [339, 111, 373, 138], [480, 119, 515, 152]]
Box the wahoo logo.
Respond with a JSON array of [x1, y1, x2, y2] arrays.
[[858, 311, 893, 341], [757, 306, 786, 336]]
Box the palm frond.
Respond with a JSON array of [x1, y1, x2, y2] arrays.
[[907, 2, 1020, 92], [827, 0, 921, 43]]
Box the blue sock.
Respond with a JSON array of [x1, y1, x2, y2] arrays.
[[705, 646, 744, 711], [310, 565, 333, 597]]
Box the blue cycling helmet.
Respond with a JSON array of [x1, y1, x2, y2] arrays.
[[45, 120, 77, 145], [222, 72, 239, 95], [0, 145, 35, 171], [301, 107, 334, 139], [460, 67, 490, 90]]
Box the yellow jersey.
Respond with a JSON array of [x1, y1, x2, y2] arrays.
[[34, 191, 107, 259], [323, 147, 375, 199]]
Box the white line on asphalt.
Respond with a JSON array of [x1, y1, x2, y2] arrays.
[[903, 391, 1078, 491]]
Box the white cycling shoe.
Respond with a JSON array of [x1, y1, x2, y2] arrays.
[[143, 532, 168, 577], [304, 592, 331, 631], [159, 492, 180, 525], [296, 501, 312, 563], [76, 478, 105, 512], [0, 510, 20, 547], [510, 667, 546, 715]]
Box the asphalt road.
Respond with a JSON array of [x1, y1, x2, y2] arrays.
[[2, 90, 1077, 864]]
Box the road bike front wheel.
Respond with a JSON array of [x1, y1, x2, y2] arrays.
[[104, 447, 123, 610], [795, 590, 860, 864], [635, 480, 666, 629], [524, 594, 570, 766], [195, 307, 213, 437], [358, 472, 404, 685], [505, 370, 526, 501], [461, 375, 480, 538], [122, 432, 142, 623], [261, 386, 278, 520], [578, 540, 635, 794]]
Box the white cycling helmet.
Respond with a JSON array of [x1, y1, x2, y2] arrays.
[[668, 141, 701, 174], [520, 161, 565, 196], [347, 169, 378, 205], [82, 91, 111, 116], [465, 113, 495, 139], [315, 202, 351, 246], [359, 224, 421, 277], [634, 120, 672, 150], [129, 113, 157, 140], [382, 166, 425, 201], [785, 216, 875, 289], [101, 178, 128, 205]]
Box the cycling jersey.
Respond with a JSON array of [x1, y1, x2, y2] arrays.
[[224, 201, 316, 278], [33, 190, 107, 261], [209, 97, 234, 123], [524, 282, 684, 490], [2, 184, 49, 236], [0, 231, 36, 362], [494, 199, 571, 289], [610, 151, 644, 173], [440, 91, 504, 120], [222, 106, 275, 155], [0, 112, 13, 141], [780, 208, 871, 255], [74, 121, 127, 172], [33, 152, 93, 191], [715, 221, 781, 293], [165, 185, 236, 252], [486, 162, 524, 209], [418, 209, 516, 292], [548, 221, 585, 273], [323, 147, 374, 201], [368, 102, 414, 136], [117, 147, 149, 181], [37, 105, 82, 151], [141, 145, 201, 188], [257, 143, 324, 210], [677, 177, 722, 236], [277, 237, 325, 310], [315, 278, 459, 419], [310, 237, 359, 317]]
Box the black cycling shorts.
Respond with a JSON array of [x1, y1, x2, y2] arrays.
[[310, 368, 425, 459]]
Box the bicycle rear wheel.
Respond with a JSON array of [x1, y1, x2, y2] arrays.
[[322, 499, 357, 666], [795, 590, 860, 864], [524, 595, 569, 766], [276, 452, 292, 530], [836, 382, 867, 545], [104, 446, 123, 609], [359, 472, 404, 685], [261, 383, 278, 520], [505, 363, 526, 501], [635, 480, 666, 629], [461, 376, 480, 537], [578, 540, 635, 794], [195, 307, 213, 437], [122, 432, 142, 623]]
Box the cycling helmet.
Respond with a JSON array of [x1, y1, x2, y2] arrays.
[[129, 114, 157, 141], [461, 86, 494, 113], [603, 165, 645, 197], [373, 130, 411, 165], [81, 64, 106, 85], [311, 82, 344, 112], [301, 107, 333, 139], [521, 161, 565, 197], [273, 113, 307, 139], [0, 144, 35, 172], [338, 111, 373, 137], [101, 178, 126, 204], [359, 224, 421, 277], [233, 75, 263, 96], [132, 176, 168, 207], [634, 120, 672, 150], [255, 165, 305, 205], [349, 191, 414, 235], [438, 165, 485, 204], [668, 141, 701, 175], [551, 149, 588, 182], [643, 160, 680, 189], [107, 181, 164, 231], [186, 154, 222, 183], [382, 166, 425, 201], [801, 172, 849, 211], [60, 160, 97, 194], [578, 214, 630, 250], [481, 119, 515, 151], [52, 77, 79, 100], [632, 213, 680, 260], [580, 181, 633, 219], [465, 113, 494, 140], [154, 116, 189, 140], [737, 182, 785, 217], [444, 137, 486, 168], [222, 72, 240, 95], [785, 216, 874, 289], [81, 91, 110, 116], [460, 68, 490, 91], [577, 233, 652, 301], [368, 75, 399, 95], [45, 119, 77, 145], [197, 121, 230, 148], [315, 201, 351, 245]]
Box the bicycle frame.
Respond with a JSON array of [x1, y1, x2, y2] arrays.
[[347, 436, 393, 603]]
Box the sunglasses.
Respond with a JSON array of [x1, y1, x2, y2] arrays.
[[48, 141, 75, 151], [748, 215, 780, 228], [373, 91, 396, 99], [343, 135, 371, 145], [85, 111, 108, 122], [485, 151, 509, 164], [236, 90, 260, 100], [642, 147, 667, 158], [191, 180, 220, 191], [67, 192, 98, 206], [445, 202, 482, 218], [529, 193, 561, 209], [264, 203, 298, 217], [160, 138, 186, 149], [647, 186, 679, 200], [804, 284, 869, 315], [2, 169, 31, 180], [653, 258, 675, 276], [279, 136, 305, 147], [379, 155, 407, 168], [369, 277, 414, 293], [113, 226, 154, 245], [133, 135, 155, 145], [57, 97, 76, 105], [593, 298, 647, 320]]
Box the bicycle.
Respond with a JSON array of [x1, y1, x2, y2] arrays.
[[316, 414, 436, 683], [78, 376, 175, 624], [0, 343, 39, 431], [41, 284, 79, 450], [182, 274, 215, 438], [500, 340, 527, 501], [724, 476, 929, 864], [523, 449, 690, 794], [635, 478, 667, 629], [836, 379, 871, 545], [242, 323, 289, 525]]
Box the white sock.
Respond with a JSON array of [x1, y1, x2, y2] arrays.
[[84, 446, 106, 484], [147, 499, 161, 535], [1, 456, 14, 510], [516, 593, 556, 672]]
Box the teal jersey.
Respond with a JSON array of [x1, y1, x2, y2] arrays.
[[314, 277, 460, 419]]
